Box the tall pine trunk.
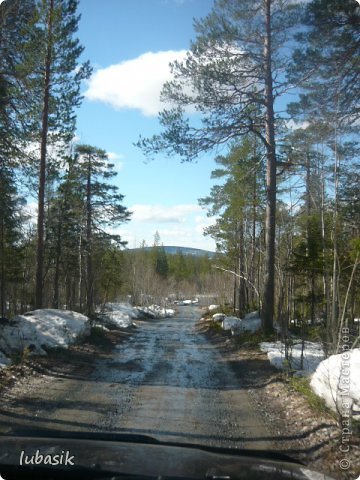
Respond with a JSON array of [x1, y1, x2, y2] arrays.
[[86, 155, 93, 317], [52, 207, 62, 309], [262, 0, 277, 332], [238, 218, 246, 318], [35, 0, 54, 309]]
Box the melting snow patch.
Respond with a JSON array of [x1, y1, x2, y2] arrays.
[[0, 351, 10, 368], [208, 305, 220, 312], [212, 313, 226, 322], [260, 341, 324, 374], [222, 316, 242, 331], [236, 317, 262, 334], [138, 304, 175, 319], [221, 314, 262, 335], [99, 303, 141, 328], [310, 348, 360, 419], [0, 309, 90, 359], [106, 303, 141, 319], [98, 302, 175, 328]]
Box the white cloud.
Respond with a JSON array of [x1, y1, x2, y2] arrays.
[[85, 50, 188, 117], [195, 214, 215, 234], [115, 225, 215, 251], [286, 120, 310, 130], [107, 152, 123, 161], [107, 152, 124, 172], [108, 203, 216, 250], [130, 204, 202, 223]]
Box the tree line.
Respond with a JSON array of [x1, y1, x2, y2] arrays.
[[137, 0, 360, 351], [0, 0, 226, 318], [0, 0, 132, 317]]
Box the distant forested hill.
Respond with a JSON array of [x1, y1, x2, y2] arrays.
[[129, 246, 216, 258]]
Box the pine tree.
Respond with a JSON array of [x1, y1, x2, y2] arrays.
[[0, 0, 38, 163], [199, 136, 265, 315], [22, 0, 92, 308], [287, 0, 360, 347], [0, 1, 36, 316], [0, 160, 24, 318], [137, 0, 301, 331], [74, 144, 131, 315]]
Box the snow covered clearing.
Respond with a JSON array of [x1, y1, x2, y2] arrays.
[[260, 341, 325, 374], [310, 349, 360, 419], [0, 309, 90, 362]]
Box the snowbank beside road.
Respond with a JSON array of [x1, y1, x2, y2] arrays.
[[222, 316, 243, 331], [0, 351, 10, 368], [208, 304, 220, 312], [310, 349, 360, 419], [215, 310, 262, 335], [0, 309, 90, 359], [259, 340, 360, 418], [98, 303, 141, 328], [99, 303, 175, 328], [137, 304, 175, 319], [260, 341, 324, 373]]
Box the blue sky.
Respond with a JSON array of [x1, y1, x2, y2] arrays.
[[76, 0, 219, 251]]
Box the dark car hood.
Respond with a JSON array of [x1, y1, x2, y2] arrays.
[[0, 431, 335, 479]]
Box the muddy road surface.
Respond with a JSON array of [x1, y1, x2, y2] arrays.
[[0, 306, 272, 450]]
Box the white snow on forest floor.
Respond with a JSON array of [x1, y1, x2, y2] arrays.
[[137, 304, 175, 319], [211, 309, 262, 335], [97, 302, 175, 329], [0, 309, 90, 360], [311, 348, 360, 419], [0, 302, 176, 368], [260, 340, 325, 373], [97, 303, 141, 328], [210, 305, 360, 419], [260, 339, 360, 419]]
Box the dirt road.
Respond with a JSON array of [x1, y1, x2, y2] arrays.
[[0, 306, 272, 449]]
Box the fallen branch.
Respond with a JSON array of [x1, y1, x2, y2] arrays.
[[212, 265, 262, 310]]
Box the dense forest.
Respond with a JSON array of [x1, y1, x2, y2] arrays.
[[138, 0, 360, 352], [0, 0, 359, 354]]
